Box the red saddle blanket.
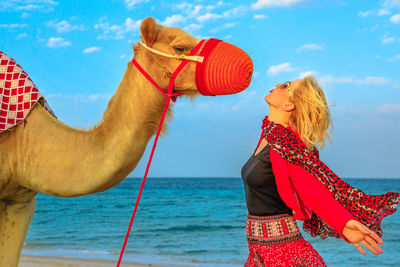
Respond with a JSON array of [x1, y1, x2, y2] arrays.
[[0, 51, 56, 133]]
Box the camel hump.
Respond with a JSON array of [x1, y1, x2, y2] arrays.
[[0, 50, 56, 133]]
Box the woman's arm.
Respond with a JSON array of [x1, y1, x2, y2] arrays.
[[281, 152, 383, 255], [286, 160, 355, 241]]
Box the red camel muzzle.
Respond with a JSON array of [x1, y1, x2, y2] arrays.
[[134, 38, 253, 99], [195, 38, 253, 96]]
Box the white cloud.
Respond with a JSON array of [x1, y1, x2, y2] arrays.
[[251, 0, 304, 9], [208, 28, 218, 34], [370, 24, 379, 32], [119, 54, 126, 59], [161, 14, 186, 26], [16, 33, 27, 39], [83, 46, 101, 53], [387, 54, 400, 61], [358, 10, 373, 17], [210, 22, 239, 33], [184, 5, 247, 23], [175, 1, 224, 15], [357, 2, 395, 18], [184, 23, 203, 31], [296, 43, 323, 53], [46, 19, 85, 33], [125, 18, 141, 32], [95, 17, 141, 40], [382, 36, 395, 44], [46, 37, 71, 48], [190, 5, 205, 17], [223, 22, 239, 28], [174, 2, 192, 11], [0, 23, 28, 28], [124, 0, 148, 9], [319, 75, 392, 86], [319, 75, 353, 84], [390, 13, 400, 24], [356, 76, 391, 85], [95, 17, 124, 40], [0, 0, 58, 12], [222, 6, 248, 17], [358, 5, 393, 17], [357, 24, 379, 33], [378, 9, 391, 16], [197, 12, 223, 23], [167, 2, 247, 33], [176, 3, 202, 17], [254, 14, 267, 19], [378, 104, 400, 114], [267, 62, 295, 76], [299, 71, 315, 78], [383, 0, 400, 9]]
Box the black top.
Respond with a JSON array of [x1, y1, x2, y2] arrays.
[[241, 143, 293, 216]]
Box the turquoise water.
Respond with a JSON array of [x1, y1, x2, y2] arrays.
[[22, 178, 400, 266]]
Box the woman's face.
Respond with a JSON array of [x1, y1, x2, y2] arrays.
[[265, 78, 303, 111]]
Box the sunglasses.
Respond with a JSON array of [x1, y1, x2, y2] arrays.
[[279, 81, 293, 97]]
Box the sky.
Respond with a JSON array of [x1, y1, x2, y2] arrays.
[[1, 0, 400, 179]]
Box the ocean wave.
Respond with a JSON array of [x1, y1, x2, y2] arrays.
[[150, 224, 241, 232]]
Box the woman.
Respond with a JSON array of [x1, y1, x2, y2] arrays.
[[241, 76, 399, 266]]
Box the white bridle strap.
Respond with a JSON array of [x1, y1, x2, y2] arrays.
[[139, 42, 204, 63]]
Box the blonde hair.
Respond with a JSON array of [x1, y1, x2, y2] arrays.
[[288, 75, 333, 150]]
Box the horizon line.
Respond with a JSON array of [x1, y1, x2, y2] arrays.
[[127, 176, 400, 179]]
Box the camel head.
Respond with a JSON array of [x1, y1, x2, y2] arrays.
[[133, 17, 253, 98]]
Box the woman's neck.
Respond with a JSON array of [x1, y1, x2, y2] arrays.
[[267, 109, 291, 128]]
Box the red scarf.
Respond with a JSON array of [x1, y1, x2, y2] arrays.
[[262, 115, 399, 239]]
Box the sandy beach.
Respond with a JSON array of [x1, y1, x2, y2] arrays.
[[19, 255, 165, 267]]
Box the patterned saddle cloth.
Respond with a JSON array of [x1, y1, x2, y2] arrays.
[[0, 51, 56, 133]]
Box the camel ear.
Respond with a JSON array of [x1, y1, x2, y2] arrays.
[[140, 17, 160, 47]]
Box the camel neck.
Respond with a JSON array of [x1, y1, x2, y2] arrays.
[[96, 60, 170, 140], [88, 59, 172, 186], [15, 53, 174, 197]]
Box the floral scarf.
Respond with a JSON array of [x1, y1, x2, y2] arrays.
[[262, 115, 399, 239]]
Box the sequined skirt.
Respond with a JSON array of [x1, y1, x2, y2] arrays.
[[245, 214, 327, 267]]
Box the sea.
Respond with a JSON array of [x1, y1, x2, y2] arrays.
[[22, 178, 400, 266]]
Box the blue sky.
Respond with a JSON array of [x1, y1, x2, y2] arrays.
[[1, 0, 400, 178]]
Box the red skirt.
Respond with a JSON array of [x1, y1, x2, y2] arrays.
[[245, 214, 327, 267]]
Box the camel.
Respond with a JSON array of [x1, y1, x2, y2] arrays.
[[0, 17, 253, 266]]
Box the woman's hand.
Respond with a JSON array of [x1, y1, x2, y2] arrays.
[[342, 219, 383, 255]]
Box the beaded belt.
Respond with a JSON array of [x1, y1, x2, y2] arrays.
[[245, 213, 302, 246]]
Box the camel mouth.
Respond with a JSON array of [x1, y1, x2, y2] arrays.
[[173, 89, 199, 96]]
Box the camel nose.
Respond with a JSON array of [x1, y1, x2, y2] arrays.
[[195, 39, 253, 96]]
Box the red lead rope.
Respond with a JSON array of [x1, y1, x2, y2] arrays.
[[116, 40, 205, 266]]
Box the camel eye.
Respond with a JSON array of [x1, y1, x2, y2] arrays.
[[173, 46, 185, 54]]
